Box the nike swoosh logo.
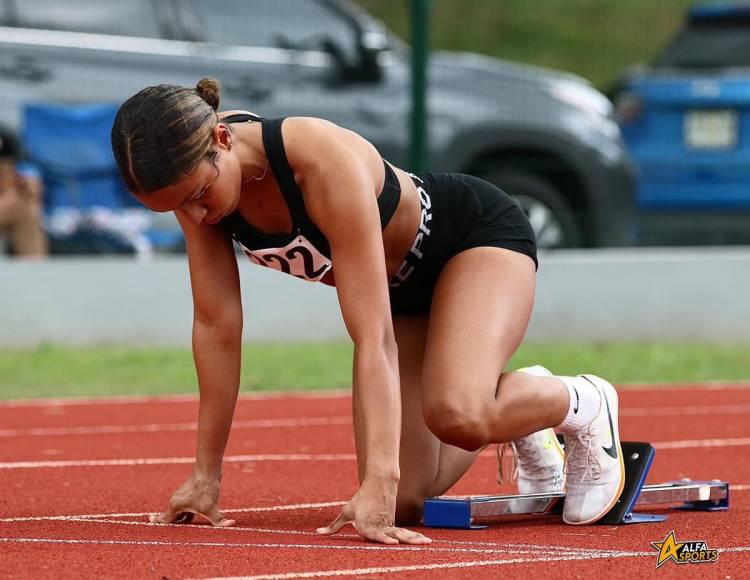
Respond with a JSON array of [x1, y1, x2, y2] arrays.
[[582, 376, 618, 459], [602, 393, 618, 459], [572, 386, 580, 414]]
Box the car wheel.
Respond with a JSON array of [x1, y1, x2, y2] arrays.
[[477, 167, 583, 249]]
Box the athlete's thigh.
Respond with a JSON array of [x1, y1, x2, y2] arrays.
[[393, 314, 440, 500], [422, 247, 536, 404]]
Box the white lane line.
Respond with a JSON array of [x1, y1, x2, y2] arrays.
[[206, 559, 587, 580], [654, 437, 750, 450], [0, 453, 356, 470], [0, 516, 616, 557], [1, 517, 611, 555], [621, 404, 750, 417], [200, 546, 750, 580], [621, 381, 750, 391], [207, 546, 749, 580], [3, 483, 748, 525], [4, 404, 749, 438], [2, 382, 749, 408], [2, 433, 750, 470], [0, 514, 619, 555], [0, 501, 348, 523], [0, 537, 620, 558], [0, 417, 350, 438], [0, 391, 349, 408], [2, 539, 747, 579]]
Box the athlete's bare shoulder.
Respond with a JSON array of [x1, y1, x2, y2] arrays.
[[282, 117, 379, 166], [283, 116, 345, 136]]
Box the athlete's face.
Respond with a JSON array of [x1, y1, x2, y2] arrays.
[[134, 124, 242, 226]]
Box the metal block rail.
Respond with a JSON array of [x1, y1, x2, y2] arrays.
[[423, 442, 729, 529]]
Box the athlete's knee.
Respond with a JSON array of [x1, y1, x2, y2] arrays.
[[423, 396, 488, 451]]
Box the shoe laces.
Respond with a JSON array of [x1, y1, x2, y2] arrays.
[[563, 431, 602, 483], [497, 437, 554, 485], [496, 442, 519, 485]]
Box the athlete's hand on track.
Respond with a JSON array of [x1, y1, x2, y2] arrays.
[[316, 479, 431, 545], [149, 472, 235, 527]]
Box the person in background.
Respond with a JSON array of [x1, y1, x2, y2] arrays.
[[0, 128, 48, 258]]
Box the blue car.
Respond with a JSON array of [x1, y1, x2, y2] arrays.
[[616, 3, 750, 245]]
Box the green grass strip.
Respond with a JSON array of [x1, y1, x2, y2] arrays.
[[1, 342, 748, 400]]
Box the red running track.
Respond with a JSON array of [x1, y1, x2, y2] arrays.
[[1, 385, 749, 579]]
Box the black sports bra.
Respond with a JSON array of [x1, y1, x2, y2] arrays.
[[217, 113, 401, 282]]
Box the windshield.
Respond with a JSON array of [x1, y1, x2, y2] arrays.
[[654, 22, 750, 69]]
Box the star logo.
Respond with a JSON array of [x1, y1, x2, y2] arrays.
[[650, 531, 719, 568], [651, 530, 684, 568]]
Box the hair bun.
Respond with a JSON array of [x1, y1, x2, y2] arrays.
[[196, 78, 221, 111]]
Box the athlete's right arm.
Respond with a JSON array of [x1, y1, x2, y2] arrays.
[[150, 213, 242, 528]]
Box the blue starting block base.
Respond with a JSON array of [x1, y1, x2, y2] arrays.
[[423, 441, 729, 529]]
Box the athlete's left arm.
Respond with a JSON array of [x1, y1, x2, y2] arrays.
[[283, 117, 427, 545]]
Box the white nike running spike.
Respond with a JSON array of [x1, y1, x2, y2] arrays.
[[497, 366, 565, 496], [562, 374, 625, 525]]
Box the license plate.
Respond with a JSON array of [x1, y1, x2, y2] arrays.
[[684, 110, 737, 150]]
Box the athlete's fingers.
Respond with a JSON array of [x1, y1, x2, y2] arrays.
[[358, 524, 399, 545], [149, 508, 191, 525], [387, 527, 431, 544], [204, 506, 236, 527], [149, 499, 195, 525], [316, 510, 351, 535]]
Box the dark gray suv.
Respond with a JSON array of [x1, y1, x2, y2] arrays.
[[0, 0, 636, 248]]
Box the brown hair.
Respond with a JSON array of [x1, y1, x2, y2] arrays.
[[111, 79, 222, 193]]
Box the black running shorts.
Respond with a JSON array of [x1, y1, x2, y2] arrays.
[[388, 172, 538, 316]]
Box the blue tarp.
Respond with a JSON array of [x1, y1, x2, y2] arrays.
[[22, 103, 136, 212], [21, 103, 182, 252]]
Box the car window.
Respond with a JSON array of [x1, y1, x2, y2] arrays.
[[0, 0, 9, 24], [654, 22, 750, 69], [13, 0, 162, 38], [184, 0, 356, 57]]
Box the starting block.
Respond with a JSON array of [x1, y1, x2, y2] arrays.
[[423, 441, 729, 529]]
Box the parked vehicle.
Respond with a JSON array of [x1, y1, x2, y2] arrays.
[[614, 3, 750, 245], [0, 0, 636, 248]]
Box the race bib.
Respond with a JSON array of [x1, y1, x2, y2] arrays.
[[237, 234, 332, 282]]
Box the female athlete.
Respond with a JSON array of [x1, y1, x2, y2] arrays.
[[111, 79, 624, 545]]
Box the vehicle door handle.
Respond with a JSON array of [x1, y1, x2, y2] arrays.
[[0, 58, 51, 83], [224, 78, 273, 103]]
